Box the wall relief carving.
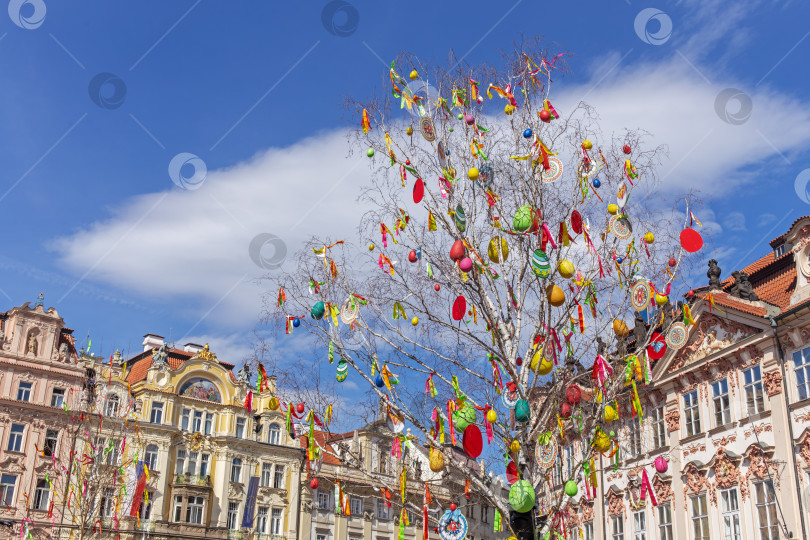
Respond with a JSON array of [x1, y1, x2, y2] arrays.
[[606, 490, 624, 516], [762, 371, 783, 396], [664, 410, 680, 432]]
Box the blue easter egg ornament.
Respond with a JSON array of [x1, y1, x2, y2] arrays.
[[292, 318, 301, 328], [523, 128, 533, 139], [375, 375, 385, 388], [593, 178, 601, 188], [617, 257, 623, 264]]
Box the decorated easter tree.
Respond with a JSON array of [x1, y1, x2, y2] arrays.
[[272, 40, 700, 540]]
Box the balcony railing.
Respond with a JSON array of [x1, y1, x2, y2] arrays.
[[174, 473, 211, 486]]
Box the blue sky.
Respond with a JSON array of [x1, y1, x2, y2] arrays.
[[1, 0, 809, 374]]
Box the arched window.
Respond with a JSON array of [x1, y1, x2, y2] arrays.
[[105, 394, 119, 417], [268, 423, 281, 445], [231, 458, 242, 483], [145, 445, 159, 471]]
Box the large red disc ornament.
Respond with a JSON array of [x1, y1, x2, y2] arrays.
[[462, 424, 483, 458], [680, 228, 703, 253], [452, 296, 467, 321], [413, 178, 424, 204], [646, 332, 667, 360]]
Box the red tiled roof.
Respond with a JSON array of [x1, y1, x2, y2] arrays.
[[710, 246, 796, 313], [125, 347, 236, 385], [770, 215, 810, 247], [699, 292, 768, 317], [301, 429, 343, 466]]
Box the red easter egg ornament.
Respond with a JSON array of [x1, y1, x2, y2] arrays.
[[452, 296, 467, 321], [413, 178, 424, 204]]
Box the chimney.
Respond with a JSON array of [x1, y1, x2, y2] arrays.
[[142, 334, 164, 352], [183, 343, 204, 354]]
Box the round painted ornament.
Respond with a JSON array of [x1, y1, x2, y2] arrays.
[[665, 322, 688, 349], [452, 401, 476, 432], [438, 508, 468, 540], [513, 205, 535, 232], [340, 297, 360, 324], [419, 117, 436, 142], [539, 157, 564, 183], [616, 182, 629, 209], [515, 399, 530, 423], [646, 332, 667, 360], [501, 384, 519, 409], [455, 205, 467, 232], [680, 228, 703, 253], [509, 480, 535, 512], [609, 215, 632, 240], [535, 435, 558, 469], [479, 164, 494, 188], [311, 301, 326, 320], [630, 280, 651, 311], [654, 456, 669, 473], [452, 296, 467, 321], [462, 424, 483, 458], [488, 237, 509, 263], [570, 210, 583, 235]]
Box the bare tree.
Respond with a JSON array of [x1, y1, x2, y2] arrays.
[[267, 40, 699, 538]]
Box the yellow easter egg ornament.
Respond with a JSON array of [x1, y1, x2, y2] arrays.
[[593, 431, 611, 452], [406, 126, 413, 136], [546, 284, 565, 307], [531, 349, 553, 375], [655, 293, 668, 306], [409, 70, 418, 81], [558, 259, 575, 279], [603, 405, 617, 423], [368, 244, 375, 251], [613, 319, 629, 337], [582, 139, 593, 150], [644, 232, 655, 243], [411, 317, 418, 326], [468, 167, 479, 181], [429, 448, 445, 472], [487, 237, 509, 263], [510, 440, 520, 453], [505, 104, 515, 115], [608, 204, 618, 215], [269, 396, 279, 410], [486, 409, 497, 423]]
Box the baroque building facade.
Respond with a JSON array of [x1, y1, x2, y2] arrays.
[[559, 217, 810, 540]]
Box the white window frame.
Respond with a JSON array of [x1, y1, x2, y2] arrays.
[[181, 409, 191, 431], [43, 429, 59, 457], [743, 366, 765, 415], [231, 457, 242, 483], [8, 424, 24, 452], [100, 488, 115, 518], [633, 510, 646, 540], [145, 445, 159, 471], [176, 449, 187, 475], [17, 381, 32, 402], [794, 346, 810, 401], [200, 453, 210, 477], [173, 495, 183, 522], [204, 412, 214, 435], [720, 487, 741, 540], [317, 490, 331, 511], [186, 495, 204, 524], [713, 379, 731, 426], [270, 508, 282, 534], [236, 417, 245, 438], [257, 506, 269, 533], [377, 498, 391, 519], [227, 502, 239, 530], [684, 391, 701, 436], [651, 406, 666, 449], [626, 421, 642, 457], [691, 494, 709, 540], [33, 479, 49, 511], [50, 387, 65, 408], [754, 480, 779, 540], [268, 423, 281, 445], [0, 474, 15, 506], [150, 402, 164, 424], [274, 464, 285, 489], [105, 394, 120, 417], [584, 522, 594, 540], [192, 411, 203, 433], [658, 503, 673, 540], [611, 515, 624, 540], [261, 462, 272, 487], [350, 496, 363, 515]]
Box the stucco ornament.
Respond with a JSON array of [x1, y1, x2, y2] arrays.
[[713, 448, 741, 489], [762, 370, 783, 396]]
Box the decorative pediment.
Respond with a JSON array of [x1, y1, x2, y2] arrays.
[[682, 463, 710, 494], [0, 453, 24, 473], [606, 489, 624, 516], [652, 475, 673, 502], [711, 448, 741, 489]]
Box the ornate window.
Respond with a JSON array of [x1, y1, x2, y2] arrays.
[[350, 496, 363, 515], [270, 508, 282, 534], [657, 504, 672, 540], [744, 366, 765, 415], [179, 378, 221, 403], [231, 458, 242, 483], [51, 388, 65, 408], [7, 424, 24, 452], [713, 379, 731, 426], [105, 394, 120, 417], [186, 496, 204, 524], [257, 507, 269, 533], [684, 391, 701, 436], [33, 480, 49, 511], [720, 488, 741, 540], [754, 481, 779, 540], [690, 495, 709, 540], [236, 417, 246, 439], [261, 463, 272, 487], [145, 445, 159, 470], [651, 407, 666, 449], [268, 423, 281, 445], [274, 465, 285, 489], [633, 510, 646, 540], [17, 381, 32, 402], [43, 429, 59, 457], [793, 346, 810, 401], [227, 502, 239, 530], [0, 475, 16, 506], [317, 490, 331, 511], [611, 515, 624, 540], [150, 402, 164, 424]]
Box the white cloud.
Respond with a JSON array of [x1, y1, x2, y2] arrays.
[[50, 51, 810, 332], [723, 211, 747, 231]]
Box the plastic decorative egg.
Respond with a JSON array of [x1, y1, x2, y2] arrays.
[[654, 456, 668, 473], [488, 237, 509, 263], [510, 440, 520, 453], [291, 318, 300, 329], [513, 205, 535, 232], [593, 178, 601, 188], [468, 167, 479, 181], [565, 481, 578, 497], [505, 104, 515, 115], [668, 257, 677, 267], [269, 396, 280, 410], [558, 259, 575, 279], [546, 284, 565, 307], [617, 257, 623, 264], [457, 113, 463, 120], [531, 250, 551, 278], [464, 114, 475, 125], [336, 358, 348, 382], [539, 109, 551, 122], [459, 257, 473, 273], [531, 349, 553, 375], [509, 480, 535, 513], [644, 232, 655, 243], [608, 204, 618, 215], [310, 477, 319, 489], [434, 284, 441, 291], [603, 405, 617, 423], [655, 294, 669, 306], [406, 126, 413, 136], [613, 319, 629, 337], [367, 148, 375, 157], [449, 240, 465, 261], [452, 402, 476, 432], [408, 250, 418, 263], [566, 385, 582, 405], [409, 70, 418, 80], [375, 375, 385, 387], [516, 357, 523, 366], [311, 301, 326, 320], [486, 409, 497, 423], [411, 317, 418, 326], [560, 402, 572, 419], [593, 431, 611, 452], [523, 128, 533, 139], [582, 140, 593, 150], [515, 399, 530, 423], [429, 448, 445, 472], [448, 127, 454, 132], [368, 243, 375, 251], [623, 145, 631, 154]]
